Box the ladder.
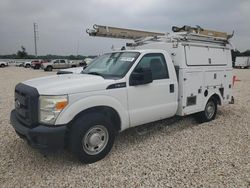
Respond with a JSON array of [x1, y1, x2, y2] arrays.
[[86, 24, 233, 46], [172, 25, 232, 40], [86, 24, 165, 40]]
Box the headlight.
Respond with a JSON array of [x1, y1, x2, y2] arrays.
[[39, 95, 68, 125]]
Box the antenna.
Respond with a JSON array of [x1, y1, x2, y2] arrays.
[[33, 23, 38, 57]]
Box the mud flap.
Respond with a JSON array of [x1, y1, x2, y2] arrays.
[[229, 96, 234, 104]]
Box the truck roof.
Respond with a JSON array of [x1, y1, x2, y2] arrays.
[[109, 49, 167, 54]]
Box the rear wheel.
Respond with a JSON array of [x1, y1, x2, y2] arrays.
[[69, 113, 116, 164], [25, 64, 31, 68], [197, 98, 217, 123], [0, 64, 5, 68]]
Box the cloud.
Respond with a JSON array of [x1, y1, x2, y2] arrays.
[[0, 0, 249, 55]]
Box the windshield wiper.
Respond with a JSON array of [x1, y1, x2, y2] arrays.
[[87, 72, 104, 77]]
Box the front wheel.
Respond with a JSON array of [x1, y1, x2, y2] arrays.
[[0, 64, 5, 68], [197, 98, 217, 123], [69, 113, 116, 164]]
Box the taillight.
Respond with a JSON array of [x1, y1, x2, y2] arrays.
[[233, 75, 241, 86]]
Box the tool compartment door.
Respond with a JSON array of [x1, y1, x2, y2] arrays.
[[182, 71, 203, 114], [185, 45, 227, 66]]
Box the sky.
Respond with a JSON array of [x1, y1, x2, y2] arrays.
[[0, 0, 249, 56]]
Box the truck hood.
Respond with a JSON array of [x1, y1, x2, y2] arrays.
[[23, 74, 115, 95]]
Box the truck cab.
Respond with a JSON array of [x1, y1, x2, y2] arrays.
[[10, 49, 179, 163]]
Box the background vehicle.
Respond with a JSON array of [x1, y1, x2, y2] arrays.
[[10, 25, 234, 164], [0, 61, 8, 67], [24, 61, 32, 68], [42, 59, 77, 71], [235, 56, 250, 69], [15, 61, 25, 67], [31, 60, 44, 69]]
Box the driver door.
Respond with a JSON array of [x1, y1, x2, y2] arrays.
[[127, 53, 177, 127]]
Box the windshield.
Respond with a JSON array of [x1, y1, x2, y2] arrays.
[[82, 52, 140, 79]]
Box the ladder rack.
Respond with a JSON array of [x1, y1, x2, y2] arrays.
[[86, 24, 233, 46], [173, 32, 230, 46]]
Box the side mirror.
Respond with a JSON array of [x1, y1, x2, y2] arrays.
[[130, 67, 153, 86]]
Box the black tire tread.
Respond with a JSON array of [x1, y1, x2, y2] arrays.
[[69, 112, 116, 164], [197, 97, 217, 123]]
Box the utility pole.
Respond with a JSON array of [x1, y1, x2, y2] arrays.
[[33, 23, 38, 57], [76, 40, 79, 56]]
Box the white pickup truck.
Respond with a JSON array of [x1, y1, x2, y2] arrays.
[[0, 61, 8, 68], [10, 26, 234, 163]]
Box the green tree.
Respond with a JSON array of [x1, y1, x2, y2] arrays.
[[17, 46, 28, 59]]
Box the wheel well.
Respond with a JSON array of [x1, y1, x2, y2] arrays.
[[210, 94, 221, 105], [72, 106, 121, 131]]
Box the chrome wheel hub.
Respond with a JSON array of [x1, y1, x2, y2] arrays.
[[82, 125, 109, 155], [205, 101, 215, 119]]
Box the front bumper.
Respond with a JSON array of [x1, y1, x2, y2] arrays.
[[10, 110, 67, 152]]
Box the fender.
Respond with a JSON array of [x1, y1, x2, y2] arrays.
[[55, 95, 130, 131], [204, 90, 223, 109]]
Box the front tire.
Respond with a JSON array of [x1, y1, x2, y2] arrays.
[[197, 98, 217, 123], [0, 64, 5, 68], [69, 113, 116, 164]]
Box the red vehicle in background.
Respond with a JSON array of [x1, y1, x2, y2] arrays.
[[31, 60, 48, 69]]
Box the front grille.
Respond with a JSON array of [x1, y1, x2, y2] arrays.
[[15, 83, 39, 127]]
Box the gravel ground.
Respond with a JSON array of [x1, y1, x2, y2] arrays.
[[0, 67, 249, 187]]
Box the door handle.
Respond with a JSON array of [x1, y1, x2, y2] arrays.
[[170, 84, 174, 93]]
